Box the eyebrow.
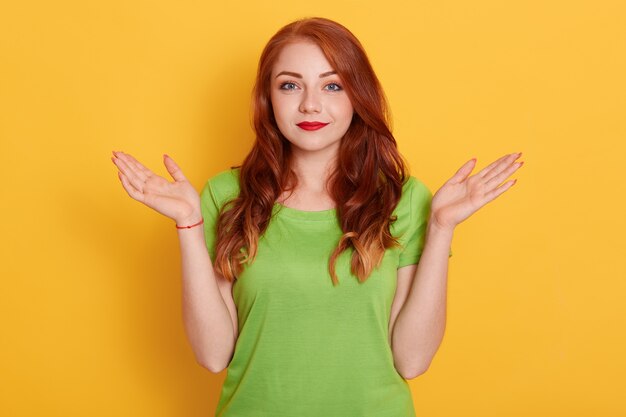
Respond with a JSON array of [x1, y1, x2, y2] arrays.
[[275, 70, 337, 79]]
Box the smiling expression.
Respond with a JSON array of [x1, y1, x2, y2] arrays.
[[270, 41, 354, 158]]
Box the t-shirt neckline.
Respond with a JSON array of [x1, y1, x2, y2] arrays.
[[272, 202, 338, 221]]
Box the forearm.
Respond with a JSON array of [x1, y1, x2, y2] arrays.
[[391, 219, 454, 379], [177, 225, 235, 372]]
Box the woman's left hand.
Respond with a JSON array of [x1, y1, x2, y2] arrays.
[[429, 152, 524, 230]]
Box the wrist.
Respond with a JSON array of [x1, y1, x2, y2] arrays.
[[175, 212, 203, 229], [427, 216, 455, 236]]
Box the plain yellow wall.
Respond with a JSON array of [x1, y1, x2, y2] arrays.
[[1, 0, 625, 416]]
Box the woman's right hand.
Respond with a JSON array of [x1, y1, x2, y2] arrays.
[[111, 151, 202, 226]]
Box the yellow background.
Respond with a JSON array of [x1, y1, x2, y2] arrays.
[[1, 0, 624, 415]]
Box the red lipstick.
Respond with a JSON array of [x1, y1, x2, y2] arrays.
[[296, 121, 329, 131]]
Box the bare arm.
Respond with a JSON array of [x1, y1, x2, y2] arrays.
[[391, 222, 452, 379], [177, 223, 237, 373], [390, 152, 523, 379], [111, 151, 237, 372]]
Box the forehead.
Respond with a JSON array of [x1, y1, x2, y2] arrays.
[[272, 41, 334, 76]]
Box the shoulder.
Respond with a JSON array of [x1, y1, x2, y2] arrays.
[[207, 167, 240, 191], [403, 176, 431, 196], [200, 167, 241, 208], [391, 175, 433, 238], [396, 176, 432, 214]]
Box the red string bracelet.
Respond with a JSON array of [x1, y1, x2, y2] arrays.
[[175, 218, 204, 229]]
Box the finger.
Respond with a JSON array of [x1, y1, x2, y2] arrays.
[[482, 153, 521, 181], [118, 171, 145, 202], [447, 158, 476, 185], [113, 151, 150, 183], [112, 155, 146, 192], [119, 152, 155, 178], [163, 154, 188, 182], [485, 160, 523, 189], [478, 153, 519, 179], [483, 179, 517, 204]]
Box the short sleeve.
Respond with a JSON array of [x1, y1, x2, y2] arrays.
[[199, 169, 241, 263], [200, 180, 221, 263], [397, 177, 453, 268]]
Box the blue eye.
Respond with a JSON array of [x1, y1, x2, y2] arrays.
[[279, 82, 298, 90], [324, 83, 343, 91]]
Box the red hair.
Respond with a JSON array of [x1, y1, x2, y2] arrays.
[[214, 17, 409, 285]]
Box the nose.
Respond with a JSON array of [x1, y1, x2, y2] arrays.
[[299, 89, 321, 114]]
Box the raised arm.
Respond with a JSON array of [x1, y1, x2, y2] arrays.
[[391, 152, 523, 379], [111, 151, 237, 372]]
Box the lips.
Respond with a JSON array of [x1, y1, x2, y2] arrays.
[[296, 121, 329, 131]]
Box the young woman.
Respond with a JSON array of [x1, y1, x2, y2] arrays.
[[111, 17, 522, 417]]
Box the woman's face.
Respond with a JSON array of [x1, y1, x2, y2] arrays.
[[270, 41, 354, 159]]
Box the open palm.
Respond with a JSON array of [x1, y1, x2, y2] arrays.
[[430, 153, 523, 230], [111, 151, 201, 225]]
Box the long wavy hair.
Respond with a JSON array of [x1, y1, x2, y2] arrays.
[[214, 17, 409, 285]]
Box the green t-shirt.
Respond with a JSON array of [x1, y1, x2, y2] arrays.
[[200, 168, 449, 417]]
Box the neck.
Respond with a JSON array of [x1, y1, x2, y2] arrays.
[[289, 148, 338, 193]]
